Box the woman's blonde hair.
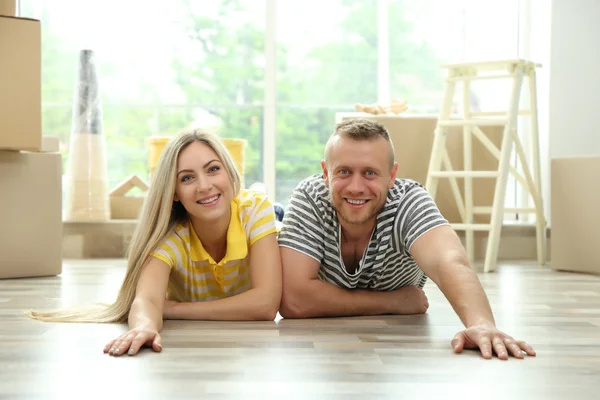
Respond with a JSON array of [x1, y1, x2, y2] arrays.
[[26, 129, 242, 323]]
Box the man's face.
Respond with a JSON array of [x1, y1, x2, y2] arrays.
[[322, 136, 398, 226]]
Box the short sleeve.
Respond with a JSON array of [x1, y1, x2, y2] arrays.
[[245, 193, 278, 246], [151, 230, 186, 268], [277, 187, 324, 263], [398, 184, 449, 252]]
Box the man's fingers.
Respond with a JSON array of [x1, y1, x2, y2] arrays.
[[478, 337, 493, 359], [504, 340, 524, 359], [492, 337, 509, 360], [517, 340, 536, 356], [451, 333, 465, 353]]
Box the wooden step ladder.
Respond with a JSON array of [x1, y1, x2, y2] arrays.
[[425, 59, 546, 273]]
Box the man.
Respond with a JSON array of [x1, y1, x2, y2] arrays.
[[277, 118, 536, 360]]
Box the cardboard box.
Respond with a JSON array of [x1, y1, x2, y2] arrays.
[[551, 156, 600, 275], [109, 174, 149, 219], [0, 15, 41, 151], [0, 151, 62, 278], [0, 0, 16, 17]]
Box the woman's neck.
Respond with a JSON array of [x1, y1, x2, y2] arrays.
[[190, 212, 230, 263]]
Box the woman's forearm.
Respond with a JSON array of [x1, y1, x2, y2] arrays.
[[167, 288, 278, 321]]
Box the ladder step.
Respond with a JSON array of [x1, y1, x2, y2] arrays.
[[471, 111, 531, 117], [473, 207, 537, 214], [438, 119, 507, 127], [430, 171, 500, 178], [451, 223, 492, 231], [447, 74, 513, 81]]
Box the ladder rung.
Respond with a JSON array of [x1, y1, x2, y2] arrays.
[[430, 171, 499, 178], [447, 74, 513, 81], [451, 223, 492, 231], [438, 119, 507, 127], [473, 207, 538, 214], [471, 111, 531, 117]]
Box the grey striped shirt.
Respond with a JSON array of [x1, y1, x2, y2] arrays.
[[278, 174, 449, 290]]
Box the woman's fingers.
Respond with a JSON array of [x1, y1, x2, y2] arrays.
[[128, 332, 155, 356]]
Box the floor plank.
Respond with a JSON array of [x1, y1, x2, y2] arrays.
[[1, 259, 599, 399]]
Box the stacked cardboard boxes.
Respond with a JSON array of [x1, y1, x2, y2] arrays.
[[0, 6, 63, 279]]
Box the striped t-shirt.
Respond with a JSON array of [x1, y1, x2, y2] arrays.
[[277, 174, 449, 290], [152, 189, 278, 302]]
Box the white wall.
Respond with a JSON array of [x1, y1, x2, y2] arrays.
[[543, 0, 600, 225], [548, 0, 600, 159]]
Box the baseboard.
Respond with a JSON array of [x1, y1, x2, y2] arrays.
[[62, 220, 552, 261]]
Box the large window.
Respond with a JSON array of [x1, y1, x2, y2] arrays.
[[21, 0, 522, 212]]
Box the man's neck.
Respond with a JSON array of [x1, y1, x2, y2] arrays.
[[339, 218, 376, 243]]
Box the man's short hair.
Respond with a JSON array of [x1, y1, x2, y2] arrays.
[[325, 119, 395, 169]]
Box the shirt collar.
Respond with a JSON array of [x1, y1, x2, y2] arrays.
[[188, 199, 248, 264]]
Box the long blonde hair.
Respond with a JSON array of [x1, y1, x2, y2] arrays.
[[26, 129, 242, 323]]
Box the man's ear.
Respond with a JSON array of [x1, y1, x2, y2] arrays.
[[388, 162, 398, 188], [321, 160, 330, 186]]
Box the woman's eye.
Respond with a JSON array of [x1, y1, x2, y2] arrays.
[[181, 175, 192, 182], [209, 166, 221, 173]]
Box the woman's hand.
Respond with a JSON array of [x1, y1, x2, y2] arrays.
[[103, 326, 163, 357]]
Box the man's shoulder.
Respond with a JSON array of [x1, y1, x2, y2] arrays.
[[293, 174, 329, 199], [389, 178, 427, 199]]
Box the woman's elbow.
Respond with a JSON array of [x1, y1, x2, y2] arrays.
[[251, 291, 281, 321]]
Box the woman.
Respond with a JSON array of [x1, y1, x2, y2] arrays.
[[27, 130, 282, 357]]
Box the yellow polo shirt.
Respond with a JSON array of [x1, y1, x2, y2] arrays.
[[151, 189, 277, 302]]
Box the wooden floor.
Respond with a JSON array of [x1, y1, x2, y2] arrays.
[[1, 259, 599, 399]]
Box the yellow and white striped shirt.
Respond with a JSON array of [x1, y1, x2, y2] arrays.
[[151, 189, 277, 302]]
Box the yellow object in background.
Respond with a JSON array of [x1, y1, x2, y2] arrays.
[[146, 136, 171, 180], [221, 138, 247, 188], [146, 136, 247, 187]]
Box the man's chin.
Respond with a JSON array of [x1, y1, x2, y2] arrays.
[[337, 211, 373, 226]]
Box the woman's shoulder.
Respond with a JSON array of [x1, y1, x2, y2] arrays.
[[157, 222, 190, 247], [235, 188, 273, 209]]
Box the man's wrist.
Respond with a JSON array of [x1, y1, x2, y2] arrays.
[[468, 319, 496, 329]]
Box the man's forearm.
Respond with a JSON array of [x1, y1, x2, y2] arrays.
[[283, 279, 392, 318], [438, 263, 496, 328]]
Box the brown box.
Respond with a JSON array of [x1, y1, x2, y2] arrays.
[[0, 151, 63, 279], [0, 15, 41, 151], [551, 156, 600, 275], [0, 0, 16, 17], [338, 114, 504, 224], [109, 174, 149, 220]]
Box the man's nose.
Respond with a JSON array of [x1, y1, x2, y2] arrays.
[[346, 174, 365, 193]]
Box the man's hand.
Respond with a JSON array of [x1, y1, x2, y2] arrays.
[[451, 325, 536, 360], [387, 286, 429, 315]]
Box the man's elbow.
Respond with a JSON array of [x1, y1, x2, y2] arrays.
[[279, 291, 310, 319]]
